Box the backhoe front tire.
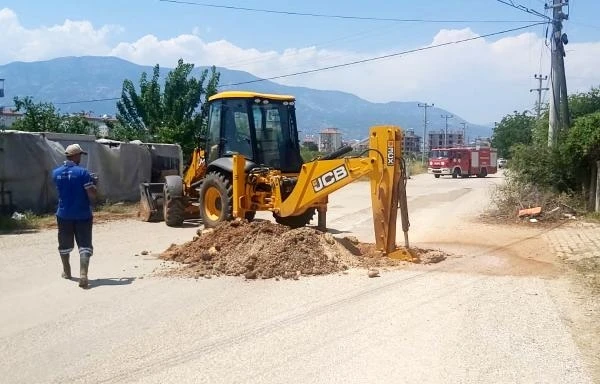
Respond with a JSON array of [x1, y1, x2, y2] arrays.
[[199, 172, 233, 228], [273, 208, 316, 229], [164, 176, 185, 227]]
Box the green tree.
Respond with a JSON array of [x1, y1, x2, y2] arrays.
[[507, 86, 600, 210], [12, 96, 62, 132], [564, 111, 600, 208], [302, 141, 318, 152], [60, 115, 98, 136], [569, 86, 600, 121], [116, 59, 220, 157], [12, 97, 100, 135], [106, 122, 142, 141], [491, 111, 535, 158]]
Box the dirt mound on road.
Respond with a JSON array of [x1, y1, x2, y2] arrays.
[[160, 219, 448, 279]]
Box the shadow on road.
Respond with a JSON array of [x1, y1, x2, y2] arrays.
[[73, 277, 136, 289], [326, 228, 352, 235]]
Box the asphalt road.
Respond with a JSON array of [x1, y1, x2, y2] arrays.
[[0, 171, 594, 383]]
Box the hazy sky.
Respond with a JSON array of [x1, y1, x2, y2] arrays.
[[1, 0, 599, 124]]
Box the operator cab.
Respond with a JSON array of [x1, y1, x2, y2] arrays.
[[205, 91, 304, 173]]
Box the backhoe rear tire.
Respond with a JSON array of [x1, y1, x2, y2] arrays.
[[273, 208, 316, 228], [199, 171, 233, 228], [164, 176, 185, 227]]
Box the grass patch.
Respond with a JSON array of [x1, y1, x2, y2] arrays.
[[409, 162, 427, 176], [0, 202, 140, 233], [95, 201, 138, 214], [584, 212, 600, 223], [0, 212, 45, 232], [486, 174, 585, 222], [93, 202, 140, 222]]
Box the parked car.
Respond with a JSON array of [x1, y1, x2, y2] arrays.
[[498, 158, 507, 169]]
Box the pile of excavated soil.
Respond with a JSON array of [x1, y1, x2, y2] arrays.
[[160, 219, 448, 280]]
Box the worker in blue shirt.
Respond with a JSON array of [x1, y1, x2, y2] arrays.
[[52, 144, 97, 288]]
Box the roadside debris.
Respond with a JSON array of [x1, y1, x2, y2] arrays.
[[516, 205, 579, 224], [518, 206, 542, 218], [368, 269, 380, 278], [11, 212, 26, 221]]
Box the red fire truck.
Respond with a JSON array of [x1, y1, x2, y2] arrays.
[[427, 147, 498, 178]]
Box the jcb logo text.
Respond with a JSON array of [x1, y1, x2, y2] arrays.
[[312, 165, 349, 192], [387, 141, 395, 166]]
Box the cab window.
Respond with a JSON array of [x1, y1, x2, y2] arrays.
[[207, 102, 221, 162], [222, 100, 253, 159]]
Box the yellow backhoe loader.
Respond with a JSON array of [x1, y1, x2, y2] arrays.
[[140, 91, 411, 258]]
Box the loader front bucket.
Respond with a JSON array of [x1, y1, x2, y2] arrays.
[[139, 183, 165, 222]]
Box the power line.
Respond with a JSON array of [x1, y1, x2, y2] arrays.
[[37, 23, 547, 105], [160, 0, 541, 23], [495, 0, 551, 19], [220, 22, 547, 88], [540, 74, 551, 105], [43, 22, 546, 106], [55, 97, 120, 105], [217, 22, 401, 69]]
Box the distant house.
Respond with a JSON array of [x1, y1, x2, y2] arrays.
[[403, 129, 422, 155], [353, 129, 422, 157], [0, 108, 22, 128], [318, 128, 343, 152], [71, 113, 118, 137], [301, 134, 317, 145], [427, 130, 464, 151]]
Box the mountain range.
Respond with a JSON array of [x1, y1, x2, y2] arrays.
[[0, 56, 492, 141]]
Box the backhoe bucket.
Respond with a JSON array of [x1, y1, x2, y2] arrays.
[[368, 126, 417, 262], [139, 183, 165, 222]]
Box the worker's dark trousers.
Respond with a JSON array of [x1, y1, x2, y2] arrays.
[[57, 218, 93, 258]]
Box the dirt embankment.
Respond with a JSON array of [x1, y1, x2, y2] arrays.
[[160, 219, 448, 280]]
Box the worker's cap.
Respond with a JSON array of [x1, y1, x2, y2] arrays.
[[64, 144, 87, 156]]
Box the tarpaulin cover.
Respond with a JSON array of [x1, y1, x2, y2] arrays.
[[0, 131, 182, 213]]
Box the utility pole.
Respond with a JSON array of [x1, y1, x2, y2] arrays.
[[530, 74, 549, 119], [459, 122, 467, 146], [441, 114, 453, 147], [547, 0, 569, 147], [0, 79, 4, 131], [418, 102, 434, 163]]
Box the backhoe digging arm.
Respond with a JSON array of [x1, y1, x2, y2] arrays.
[[232, 125, 412, 259]]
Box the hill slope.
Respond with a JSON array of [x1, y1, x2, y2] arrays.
[[0, 56, 492, 140]]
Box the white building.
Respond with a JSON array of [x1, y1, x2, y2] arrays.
[[318, 128, 343, 152]]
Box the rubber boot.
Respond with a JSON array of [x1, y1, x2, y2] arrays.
[[79, 255, 90, 288], [60, 254, 71, 279]]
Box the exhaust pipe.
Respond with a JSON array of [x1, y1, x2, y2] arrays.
[[320, 146, 353, 160]]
